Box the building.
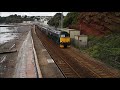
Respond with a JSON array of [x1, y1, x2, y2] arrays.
[[23, 21, 31, 23], [74, 35, 88, 47]]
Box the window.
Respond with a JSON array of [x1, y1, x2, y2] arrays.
[[61, 35, 65, 37]]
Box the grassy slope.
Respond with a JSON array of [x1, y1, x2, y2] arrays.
[[81, 34, 120, 69], [64, 12, 120, 69]]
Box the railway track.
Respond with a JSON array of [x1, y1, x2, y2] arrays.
[[34, 25, 120, 78], [35, 26, 81, 78], [35, 26, 100, 78], [46, 47, 81, 78], [62, 48, 120, 78]]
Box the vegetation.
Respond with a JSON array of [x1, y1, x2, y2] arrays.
[[48, 12, 120, 69], [82, 34, 120, 69], [0, 14, 34, 24], [47, 13, 64, 28], [63, 12, 120, 33], [63, 12, 80, 28]]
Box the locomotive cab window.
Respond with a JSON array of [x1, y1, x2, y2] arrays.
[[61, 31, 70, 37], [61, 35, 65, 37]]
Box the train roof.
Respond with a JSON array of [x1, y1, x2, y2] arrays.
[[41, 26, 69, 35], [49, 29, 61, 34]]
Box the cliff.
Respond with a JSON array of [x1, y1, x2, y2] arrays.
[[64, 12, 120, 36]]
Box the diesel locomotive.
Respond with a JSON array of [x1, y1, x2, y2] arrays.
[[37, 25, 70, 48]]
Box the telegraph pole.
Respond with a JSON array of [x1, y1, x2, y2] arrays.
[[61, 12, 63, 29], [0, 12, 2, 32]]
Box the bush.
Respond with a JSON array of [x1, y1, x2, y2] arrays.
[[83, 34, 120, 69], [47, 13, 63, 28], [63, 12, 80, 28]]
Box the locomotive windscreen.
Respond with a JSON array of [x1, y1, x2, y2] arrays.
[[61, 31, 70, 37]]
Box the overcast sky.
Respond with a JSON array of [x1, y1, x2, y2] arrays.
[[0, 12, 68, 17]]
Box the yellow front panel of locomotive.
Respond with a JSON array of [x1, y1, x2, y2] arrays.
[[60, 37, 70, 43]]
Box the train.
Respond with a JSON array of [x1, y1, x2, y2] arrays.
[[36, 25, 71, 48]]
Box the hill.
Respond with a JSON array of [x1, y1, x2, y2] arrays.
[[63, 12, 120, 69], [63, 12, 120, 36]]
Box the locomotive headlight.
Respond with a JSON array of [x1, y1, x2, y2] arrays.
[[60, 41, 63, 44]]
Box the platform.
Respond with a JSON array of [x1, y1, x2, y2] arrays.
[[13, 28, 64, 78]]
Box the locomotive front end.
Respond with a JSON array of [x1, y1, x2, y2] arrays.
[[60, 31, 70, 48]]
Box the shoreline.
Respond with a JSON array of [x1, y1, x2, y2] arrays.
[[0, 25, 31, 78]]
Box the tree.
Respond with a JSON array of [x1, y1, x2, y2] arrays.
[[63, 12, 80, 28], [47, 13, 64, 28], [0, 14, 34, 24]]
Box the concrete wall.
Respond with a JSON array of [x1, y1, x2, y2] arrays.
[[74, 35, 88, 48], [75, 35, 88, 43], [69, 30, 80, 38]]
